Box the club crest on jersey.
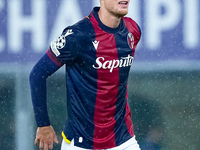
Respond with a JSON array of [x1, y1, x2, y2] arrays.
[[127, 32, 134, 49]]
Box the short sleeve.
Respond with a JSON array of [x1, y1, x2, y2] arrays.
[[49, 27, 80, 64]]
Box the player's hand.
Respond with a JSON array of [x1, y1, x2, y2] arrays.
[[35, 125, 59, 150]]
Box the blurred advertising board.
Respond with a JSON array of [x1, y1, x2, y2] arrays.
[[0, 0, 199, 69]]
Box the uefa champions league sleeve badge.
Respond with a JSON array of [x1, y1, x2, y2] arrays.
[[50, 29, 73, 57]]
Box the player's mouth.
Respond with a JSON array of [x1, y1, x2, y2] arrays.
[[118, 1, 128, 6]]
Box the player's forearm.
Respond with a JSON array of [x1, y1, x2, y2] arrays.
[[30, 69, 50, 126], [29, 53, 62, 127]]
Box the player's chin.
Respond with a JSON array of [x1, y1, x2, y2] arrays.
[[117, 10, 128, 17], [118, 13, 127, 17]]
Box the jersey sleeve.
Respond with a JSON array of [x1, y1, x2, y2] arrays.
[[123, 17, 142, 49], [30, 26, 81, 127], [29, 53, 63, 127], [49, 27, 81, 64], [136, 23, 142, 37]]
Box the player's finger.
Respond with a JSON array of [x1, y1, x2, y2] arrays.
[[35, 138, 39, 146], [39, 141, 44, 150], [48, 142, 53, 150], [54, 135, 59, 144], [44, 143, 49, 150]]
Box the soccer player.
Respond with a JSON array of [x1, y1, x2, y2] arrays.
[[29, 0, 141, 150]]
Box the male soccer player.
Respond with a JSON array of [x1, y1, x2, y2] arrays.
[[30, 0, 141, 149]]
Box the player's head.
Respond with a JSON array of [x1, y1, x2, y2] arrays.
[[99, 0, 130, 17]]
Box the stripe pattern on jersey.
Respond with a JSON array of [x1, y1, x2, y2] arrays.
[[90, 14, 118, 149], [46, 7, 141, 150]]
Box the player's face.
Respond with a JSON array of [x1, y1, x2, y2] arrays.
[[102, 0, 130, 17]]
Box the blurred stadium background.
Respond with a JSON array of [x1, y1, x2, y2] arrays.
[[0, 0, 200, 150]]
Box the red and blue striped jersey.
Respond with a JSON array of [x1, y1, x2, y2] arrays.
[[48, 7, 141, 149]]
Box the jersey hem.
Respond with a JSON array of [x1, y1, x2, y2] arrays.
[[62, 131, 71, 144]]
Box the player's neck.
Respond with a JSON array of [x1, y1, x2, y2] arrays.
[[98, 8, 121, 29]]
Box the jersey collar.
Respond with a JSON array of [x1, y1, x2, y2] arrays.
[[91, 7, 124, 34]]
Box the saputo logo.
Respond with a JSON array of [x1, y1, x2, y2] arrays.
[[92, 55, 134, 73]]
